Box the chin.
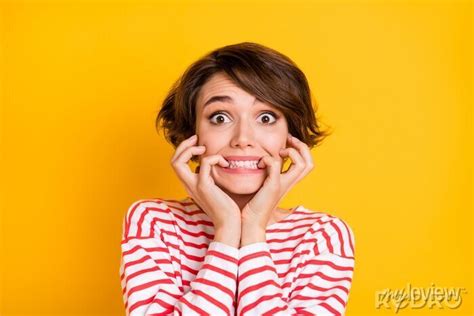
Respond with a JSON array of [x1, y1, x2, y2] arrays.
[[216, 177, 264, 195]]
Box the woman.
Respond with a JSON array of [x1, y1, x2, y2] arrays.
[[120, 42, 355, 315]]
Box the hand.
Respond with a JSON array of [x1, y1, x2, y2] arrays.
[[241, 134, 314, 230], [170, 134, 242, 233]]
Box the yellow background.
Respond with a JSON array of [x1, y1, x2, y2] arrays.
[[0, 0, 472, 315]]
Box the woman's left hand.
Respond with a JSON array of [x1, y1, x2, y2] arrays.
[[241, 134, 314, 230]]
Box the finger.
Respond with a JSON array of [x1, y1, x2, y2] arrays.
[[198, 154, 229, 185], [258, 156, 281, 187], [171, 134, 198, 163], [279, 149, 309, 190], [172, 145, 204, 185], [287, 134, 314, 170], [279, 147, 305, 177], [276, 147, 303, 197]]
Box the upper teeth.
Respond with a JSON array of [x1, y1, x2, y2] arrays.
[[228, 160, 258, 169]]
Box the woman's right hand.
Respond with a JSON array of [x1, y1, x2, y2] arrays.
[[170, 134, 242, 234]]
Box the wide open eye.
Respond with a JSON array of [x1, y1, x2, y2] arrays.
[[257, 112, 278, 124], [209, 111, 232, 125]]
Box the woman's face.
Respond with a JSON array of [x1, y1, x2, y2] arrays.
[[195, 72, 289, 195]]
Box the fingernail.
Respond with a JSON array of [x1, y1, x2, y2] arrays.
[[191, 135, 197, 139]]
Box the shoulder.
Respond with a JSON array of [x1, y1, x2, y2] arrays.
[[297, 205, 356, 259], [121, 197, 192, 239]]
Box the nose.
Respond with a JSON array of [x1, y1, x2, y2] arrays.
[[230, 119, 255, 148]]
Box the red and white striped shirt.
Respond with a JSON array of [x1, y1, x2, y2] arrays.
[[119, 197, 355, 315]]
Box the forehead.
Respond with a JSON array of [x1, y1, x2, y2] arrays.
[[196, 73, 252, 105]]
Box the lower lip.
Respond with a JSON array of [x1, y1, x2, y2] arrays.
[[219, 166, 265, 174]]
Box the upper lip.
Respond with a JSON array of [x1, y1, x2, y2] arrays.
[[224, 156, 261, 161]]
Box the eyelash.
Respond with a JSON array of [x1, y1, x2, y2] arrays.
[[208, 111, 279, 125]]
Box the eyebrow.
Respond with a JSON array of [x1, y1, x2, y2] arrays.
[[203, 95, 262, 108], [203, 95, 234, 108]]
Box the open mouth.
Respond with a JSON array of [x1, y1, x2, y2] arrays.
[[220, 158, 265, 174], [226, 160, 260, 169]]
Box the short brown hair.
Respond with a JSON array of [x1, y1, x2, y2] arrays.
[[156, 42, 330, 159]]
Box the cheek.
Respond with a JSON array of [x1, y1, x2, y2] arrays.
[[197, 121, 235, 143], [260, 135, 287, 156], [257, 125, 288, 149], [197, 132, 226, 157], [197, 125, 213, 146]]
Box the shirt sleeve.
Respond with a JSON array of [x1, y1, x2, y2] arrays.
[[120, 200, 239, 316], [236, 217, 355, 316]]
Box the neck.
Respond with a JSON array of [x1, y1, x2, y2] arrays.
[[223, 189, 255, 211]]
